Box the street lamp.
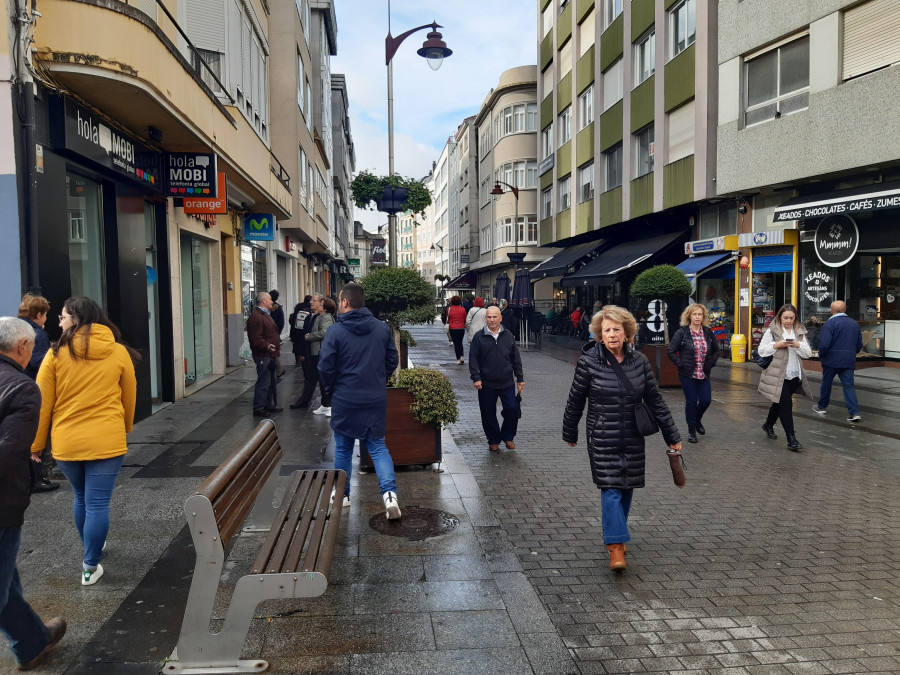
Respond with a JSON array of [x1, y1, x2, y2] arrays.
[[491, 181, 525, 270], [385, 12, 452, 267]]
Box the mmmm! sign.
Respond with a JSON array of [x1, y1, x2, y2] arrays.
[[814, 215, 858, 268]]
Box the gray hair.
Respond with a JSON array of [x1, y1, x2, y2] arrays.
[[0, 317, 36, 351], [256, 291, 270, 303], [312, 292, 325, 302], [499, 299, 509, 310]]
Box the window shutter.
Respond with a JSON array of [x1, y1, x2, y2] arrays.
[[136, 0, 157, 23], [228, 0, 241, 94], [186, 0, 225, 53], [667, 100, 695, 163], [579, 10, 595, 58], [242, 21, 252, 99], [843, 0, 900, 80]]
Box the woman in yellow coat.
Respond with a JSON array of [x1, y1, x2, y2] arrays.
[[31, 297, 138, 586]]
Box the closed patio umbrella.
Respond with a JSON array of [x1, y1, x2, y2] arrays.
[[494, 273, 511, 303]]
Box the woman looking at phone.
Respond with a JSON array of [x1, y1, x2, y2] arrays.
[[757, 303, 812, 450]]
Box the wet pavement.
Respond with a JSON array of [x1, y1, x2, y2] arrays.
[[5, 325, 900, 674]]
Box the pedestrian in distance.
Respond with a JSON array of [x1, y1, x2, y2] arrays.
[[465, 296, 487, 344], [570, 306, 583, 334], [812, 300, 863, 423], [16, 294, 59, 492], [446, 295, 467, 364], [667, 303, 719, 443], [499, 299, 518, 340], [318, 283, 402, 519], [31, 297, 139, 586], [0, 317, 67, 670], [563, 305, 682, 572], [291, 294, 335, 414], [469, 306, 524, 451], [247, 291, 282, 417], [758, 303, 812, 451], [288, 296, 311, 366], [268, 290, 286, 377]]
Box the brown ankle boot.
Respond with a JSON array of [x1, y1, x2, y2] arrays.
[[607, 543, 626, 571]]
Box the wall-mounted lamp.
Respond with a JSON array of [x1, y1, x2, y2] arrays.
[[313, 264, 319, 273], [738, 204, 748, 214]]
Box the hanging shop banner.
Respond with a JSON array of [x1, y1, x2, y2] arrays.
[[243, 213, 276, 241], [183, 172, 227, 213], [371, 238, 387, 264], [814, 215, 858, 268], [164, 152, 218, 196], [60, 98, 161, 189]]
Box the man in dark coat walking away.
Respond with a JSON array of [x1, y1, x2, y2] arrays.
[[268, 290, 286, 377], [0, 317, 66, 670], [318, 283, 401, 519], [812, 300, 863, 422], [246, 292, 282, 417], [469, 306, 524, 451]]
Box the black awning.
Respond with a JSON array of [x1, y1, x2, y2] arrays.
[[444, 271, 478, 290], [561, 232, 685, 287], [675, 253, 734, 278], [773, 180, 900, 222], [529, 240, 603, 280]]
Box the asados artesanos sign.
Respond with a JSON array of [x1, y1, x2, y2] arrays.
[[814, 215, 858, 268]]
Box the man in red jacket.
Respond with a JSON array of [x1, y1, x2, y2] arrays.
[[246, 292, 282, 417]]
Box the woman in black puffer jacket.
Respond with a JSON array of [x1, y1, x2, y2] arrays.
[[563, 306, 682, 572]]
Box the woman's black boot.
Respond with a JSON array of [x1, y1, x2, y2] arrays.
[[761, 423, 777, 440], [688, 426, 698, 443], [695, 421, 705, 435], [786, 433, 802, 451]]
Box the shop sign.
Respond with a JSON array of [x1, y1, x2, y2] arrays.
[[164, 152, 217, 196], [348, 258, 360, 266], [538, 154, 554, 176], [184, 173, 227, 213], [803, 270, 832, 303], [371, 238, 387, 264], [643, 299, 667, 344], [61, 99, 162, 189], [738, 230, 794, 247], [684, 237, 725, 255], [460, 253, 470, 264], [814, 215, 858, 268], [773, 184, 900, 222], [285, 237, 298, 252], [243, 213, 275, 241]]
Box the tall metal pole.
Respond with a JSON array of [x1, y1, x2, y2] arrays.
[[387, 60, 397, 267]]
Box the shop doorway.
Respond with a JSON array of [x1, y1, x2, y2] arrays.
[[181, 234, 213, 387], [66, 172, 106, 304], [144, 202, 163, 407]]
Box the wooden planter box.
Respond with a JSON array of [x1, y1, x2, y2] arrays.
[[638, 344, 680, 388], [360, 388, 441, 469]]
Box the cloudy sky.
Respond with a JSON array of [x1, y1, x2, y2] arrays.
[[331, 0, 537, 232]]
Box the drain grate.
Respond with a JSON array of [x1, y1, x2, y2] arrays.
[[369, 506, 460, 541]]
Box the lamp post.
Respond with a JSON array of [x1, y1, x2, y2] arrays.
[[385, 8, 452, 267], [431, 243, 445, 296], [491, 180, 524, 272]]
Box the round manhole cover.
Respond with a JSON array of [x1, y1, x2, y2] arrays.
[[369, 506, 460, 541]]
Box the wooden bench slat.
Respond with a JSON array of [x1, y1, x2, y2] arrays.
[[251, 471, 317, 574], [312, 470, 346, 575], [197, 420, 277, 502], [217, 444, 283, 546], [281, 471, 327, 573], [301, 471, 340, 573], [212, 433, 280, 521]]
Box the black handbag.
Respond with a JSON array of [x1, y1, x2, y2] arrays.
[[751, 348, 773, 369], [604, 349, 660, 437]]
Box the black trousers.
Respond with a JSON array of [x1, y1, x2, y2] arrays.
[[449, 328, 465, 359], [296, 355, 330, 407], [477, 384, 519, 445], [765, 377, 802, 435]]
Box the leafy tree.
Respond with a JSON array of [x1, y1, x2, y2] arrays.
[[360, 266, 435, 329], [350, 170, 432, 216]]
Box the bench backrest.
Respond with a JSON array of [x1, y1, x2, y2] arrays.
[[194, 419, 282, 546]]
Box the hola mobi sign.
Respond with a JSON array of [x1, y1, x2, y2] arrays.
[[243, 214, 276, 241], [164, 152, 218, 196]]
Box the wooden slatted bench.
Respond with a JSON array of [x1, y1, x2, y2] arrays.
[[165, 419, 346, 674]]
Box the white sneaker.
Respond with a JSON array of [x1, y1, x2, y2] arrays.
[[325, 407, 332, 417], [330, 487, 351, 508], [312, 405, 329, 415], [82, 564, 103, 586], [847, 414, 861, 422], [812, 405, 827, 414], [382, 491, 401, 520]]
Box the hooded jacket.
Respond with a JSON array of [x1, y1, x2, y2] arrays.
[[817, 314, 862, 370], [0, 354, 41, 528], [318, 307, 398, 439], [31, 324, 137, 462], [563, 342, 680, 490]]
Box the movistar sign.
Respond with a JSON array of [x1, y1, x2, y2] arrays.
[[243, 213, 276, 241]]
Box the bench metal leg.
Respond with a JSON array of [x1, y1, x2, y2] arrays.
[[166, 572, 328, 674]]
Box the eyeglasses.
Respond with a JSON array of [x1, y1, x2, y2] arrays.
[[59, 314, 71, 322]]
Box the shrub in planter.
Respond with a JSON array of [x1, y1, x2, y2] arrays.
[[389, 367, 458, 428]]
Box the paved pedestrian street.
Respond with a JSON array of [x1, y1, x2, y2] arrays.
[[4, 322, 899, 674]]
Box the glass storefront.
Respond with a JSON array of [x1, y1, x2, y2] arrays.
[[749, 246, 793, 347], [181, 234, 213, 386], [66, 172, 106, 303], [145, 203, 163, 406]]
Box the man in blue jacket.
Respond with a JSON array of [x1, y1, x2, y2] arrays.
[[318, 283, 401, 519], [812, 300, 863, 422], [469, 306, 525, 451]]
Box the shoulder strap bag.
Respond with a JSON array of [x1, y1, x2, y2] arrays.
[[604, 348, 660, 437]]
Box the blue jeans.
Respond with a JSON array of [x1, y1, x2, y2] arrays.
[[679, 376, 711, 428], [0, 527, 48, 665], [476, 384, 519, 445], [56, 455, 124, 568], [817, 367, 859, 415], [253, 356, 278, 411], [334, 431, 397, 497], [600, 488, 633, 545]]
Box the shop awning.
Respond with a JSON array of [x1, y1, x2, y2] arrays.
[[561, 232, 684, 287], [676, 253, 734, 278], [773, 180, 900, 223], [529, 240, 603, 280], [444, 271, 478, 290]]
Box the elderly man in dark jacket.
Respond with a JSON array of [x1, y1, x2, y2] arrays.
[[246, 292, 281, 417], [813, 300, 863, 422], [0, 317, 66, 670], [318, 283, 401, 519], [469, 306, 524, 451]]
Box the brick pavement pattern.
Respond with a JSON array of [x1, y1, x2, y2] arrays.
[[412, 323, 900, 675]]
